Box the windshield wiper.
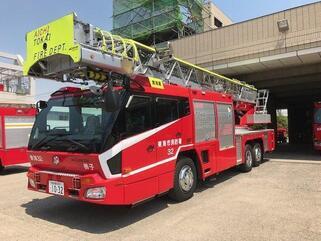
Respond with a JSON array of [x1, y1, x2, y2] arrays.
[[64, 138, 90, 152], [31, 133, 70, 150]]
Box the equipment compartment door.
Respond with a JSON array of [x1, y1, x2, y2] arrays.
[[216, 103, 237, 172], [193, 100, 219, 174]]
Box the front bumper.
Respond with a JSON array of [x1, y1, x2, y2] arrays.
[[27, 167, 124, 205]]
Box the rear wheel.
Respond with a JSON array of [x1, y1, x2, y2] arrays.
[[168, 157, 197, 202], [239, 144, 253, 173], [252, 143, 263, 167]]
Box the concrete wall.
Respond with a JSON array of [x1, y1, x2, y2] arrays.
[[203, 2, 233, 31], [172, 2, 321, 68]]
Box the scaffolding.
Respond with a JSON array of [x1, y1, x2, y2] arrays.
[[0, 51, 30, 95], [112, 0, 208, 45]]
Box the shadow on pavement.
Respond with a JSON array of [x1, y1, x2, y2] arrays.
[[266, 144, 321, 161], [21, 165, 256, 234], [22, 196, 170, 234], [0, 165, 29, 176], [197, 167, 240, 191], [198, 159, 270, 191]]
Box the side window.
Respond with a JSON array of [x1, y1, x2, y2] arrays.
[[123, 96, 152, 137], [315, 109, 321, 124], [156, 98, 179, 126], [217, 103, 234, 149], [179, 99, 190, 117]]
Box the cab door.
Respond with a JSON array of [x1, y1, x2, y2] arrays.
[[155, 97, 182, 168], [121, 95, 158, 203], [121, 95, 157, 177]]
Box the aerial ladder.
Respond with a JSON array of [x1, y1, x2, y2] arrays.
[[24, 13, 270, 125]]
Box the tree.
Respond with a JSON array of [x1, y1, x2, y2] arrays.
[[277, 115, 288, 129]]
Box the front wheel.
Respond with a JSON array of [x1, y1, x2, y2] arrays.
[[168, 157, 197, 202], [239, 144, 253, 173]]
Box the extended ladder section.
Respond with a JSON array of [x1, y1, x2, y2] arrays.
[[24, 13, 260, 105], [23, 13, 272, 123]]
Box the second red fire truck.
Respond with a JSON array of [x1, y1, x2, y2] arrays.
[[24, 13, 274, 205], [313, 102, 321, 151], [0, 104, 35, 171], [0, 52, 36, 171]]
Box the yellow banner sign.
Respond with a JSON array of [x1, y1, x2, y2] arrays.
[[148, 77, 164, 89]]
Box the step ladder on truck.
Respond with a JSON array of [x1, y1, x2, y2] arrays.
[[24, 13, 275, 205], [0, 52, 36, 171]]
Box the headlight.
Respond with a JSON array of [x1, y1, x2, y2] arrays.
[[85, 187, 106, 199]]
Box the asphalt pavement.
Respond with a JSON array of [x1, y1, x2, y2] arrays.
[[0, 151, 321, 241]]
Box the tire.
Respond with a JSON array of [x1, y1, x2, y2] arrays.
[[239, 144, 253, 173], [168, 157, 197, 202], [252, 143, 263, 167]]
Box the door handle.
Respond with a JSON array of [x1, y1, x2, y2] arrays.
[[147, 145, 155, 152]]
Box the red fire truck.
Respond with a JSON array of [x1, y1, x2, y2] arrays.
[[0, 105, 36, 171], [0, 51, 36, 171], [24, 14, 274, 205], [313, 102, 321, 151]]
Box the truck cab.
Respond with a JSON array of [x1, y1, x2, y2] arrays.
[[27, 78, 194, 204]]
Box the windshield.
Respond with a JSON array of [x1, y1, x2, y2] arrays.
[[28, 90, 125, 153], [315, 108, 321, 124]]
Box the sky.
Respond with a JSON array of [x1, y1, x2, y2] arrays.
[[0, 0, 319, 100]]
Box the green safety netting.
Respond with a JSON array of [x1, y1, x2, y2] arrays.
[[112, 0, 205, 44]]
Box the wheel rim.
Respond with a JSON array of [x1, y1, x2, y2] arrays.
[[178, 165, 194, 192], [245, 150, 253, 167], [254, 146, 262, 162]]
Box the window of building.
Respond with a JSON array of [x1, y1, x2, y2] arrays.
[[214, 17, 223, 28]]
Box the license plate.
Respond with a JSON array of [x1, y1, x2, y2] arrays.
[[48, 180, 64, 196]]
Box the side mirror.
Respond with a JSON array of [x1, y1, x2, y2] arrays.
[[104, 85, 119, 112], [36, 100, 47, 112]]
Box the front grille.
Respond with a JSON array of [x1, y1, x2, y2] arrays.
[[72, 177, 81, 190]]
